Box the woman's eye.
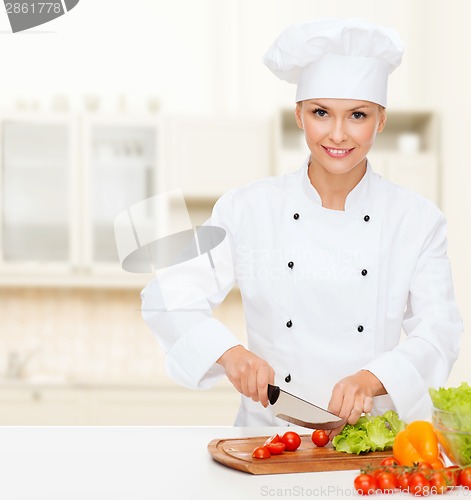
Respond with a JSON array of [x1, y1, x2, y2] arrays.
[[352, 111, 366, 119], [313, 109, 327, 117]]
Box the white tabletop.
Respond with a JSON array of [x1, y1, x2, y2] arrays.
[[0, 426, 467, 500]]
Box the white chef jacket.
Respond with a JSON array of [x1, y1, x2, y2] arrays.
[[141, 159, 463, 425]]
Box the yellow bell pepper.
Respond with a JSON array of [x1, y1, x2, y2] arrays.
[[393, 420, 440, 467]]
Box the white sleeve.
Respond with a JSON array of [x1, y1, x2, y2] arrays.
[[362, 211, 463, 421], [140, 192, 241, 390]]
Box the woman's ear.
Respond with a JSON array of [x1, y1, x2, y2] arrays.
[[377, 107, 387, 133], [295, 102, 304, 129]]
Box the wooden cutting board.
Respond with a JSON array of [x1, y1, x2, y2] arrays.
[[208, 434, 392, 475]]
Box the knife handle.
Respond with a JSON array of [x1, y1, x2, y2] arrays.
[[267, 384, 280, 405]]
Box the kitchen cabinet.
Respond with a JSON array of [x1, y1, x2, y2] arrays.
[[0, 383, 240, 425], [0, 112, 274, 287], [0, 114, 78, 271], [81, 115, 163, 272], [169, 116, 274, 198], [0, 386, 82, 425], [0, 112, 163, 287]]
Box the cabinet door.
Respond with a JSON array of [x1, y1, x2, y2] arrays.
[[82, 118, 161, 268], [0, 117, 75, 267], [170, 117, 273, 197], [0, 388, 82, 425]]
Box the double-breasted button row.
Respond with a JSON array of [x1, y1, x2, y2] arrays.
[[360, 214, 370, 331], [284, 215, 299, 380]]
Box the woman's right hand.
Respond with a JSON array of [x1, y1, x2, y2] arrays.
[[217, 345, 275, 407]]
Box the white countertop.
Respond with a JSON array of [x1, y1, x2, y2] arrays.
[[0, 426, 467, 500]]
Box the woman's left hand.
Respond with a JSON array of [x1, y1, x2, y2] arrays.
[[326, 369, 386, 438]]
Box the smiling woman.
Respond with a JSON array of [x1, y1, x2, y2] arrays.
[[141, 17, 463, 431]]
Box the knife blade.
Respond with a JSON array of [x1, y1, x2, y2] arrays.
[[267, 384, 346, 430]]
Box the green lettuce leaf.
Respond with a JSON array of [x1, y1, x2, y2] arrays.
[[383, 409, 407, 435], [429, 382, 471, 431], [332, 411, 406, 455]]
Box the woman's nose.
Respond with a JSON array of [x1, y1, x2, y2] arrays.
[[328, 120, 348, 144]]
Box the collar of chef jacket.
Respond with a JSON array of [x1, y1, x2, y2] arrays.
[[301, 156, 372, 211]]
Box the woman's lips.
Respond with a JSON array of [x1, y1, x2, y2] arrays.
[[322, 146, 354, 158]]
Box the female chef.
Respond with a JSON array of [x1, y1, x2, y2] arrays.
[[141, 18, 463, 429]]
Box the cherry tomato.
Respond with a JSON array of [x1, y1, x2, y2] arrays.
[[396, 470, 411, 491], [263, 434, 282, 447], [375, 471, 397, 493], [252, 446, 271, 459], [417, 461, 433, 476], [281, 431, 301, 452], [311, 429, 329, 447], [370, 467, 383, 478], [353, 473, 377, 496], [459, 467, 471, 488], [444, 465, 460, 487], [429, 471, 448, 495], [379, 456, 399, 474], [265, 442, 285, 455], [408, 472, 430, 497], [380, 457, 399, 468]]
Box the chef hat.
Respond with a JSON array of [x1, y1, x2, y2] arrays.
[[262, 18, 404, 107]]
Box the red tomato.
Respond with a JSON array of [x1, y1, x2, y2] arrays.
[[281, 431, 301, 451], [353, 473, 377, 496], [396, 470, 411, 491], [252, 446, 271, 459], [263, 434, 282, 447], [265, 442, 285, 455], [408, 472, 430, 497], [370, 467, 383, 478], [379, 457, 399, 475], [459, 467, 471, 488], [429, 471, 448, 495], [380, 457, 399, 468], [311, 429, 329, 447], [417, 461, 433, 475], [444, 465, 460, 487], [375, 471, 397, 493]]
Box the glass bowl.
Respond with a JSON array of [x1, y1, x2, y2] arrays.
[[432, 407, 471, 466]]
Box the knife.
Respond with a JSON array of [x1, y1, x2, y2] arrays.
[[267, 384, 346, 430]]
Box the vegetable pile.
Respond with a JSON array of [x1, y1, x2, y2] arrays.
[[353, 458, 471, 496], [332, 410, 406, 454], [251, 429, 328, 459], [353, 417, 471, 495]]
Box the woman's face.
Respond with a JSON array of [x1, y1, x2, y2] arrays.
[[295, 98, 386, 176]]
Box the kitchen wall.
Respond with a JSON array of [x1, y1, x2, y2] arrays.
[[0, 0, 470, 424], [0, 287, 245, 385]]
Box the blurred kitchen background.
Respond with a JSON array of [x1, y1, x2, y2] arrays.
[[0, 0, 469, 425]]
